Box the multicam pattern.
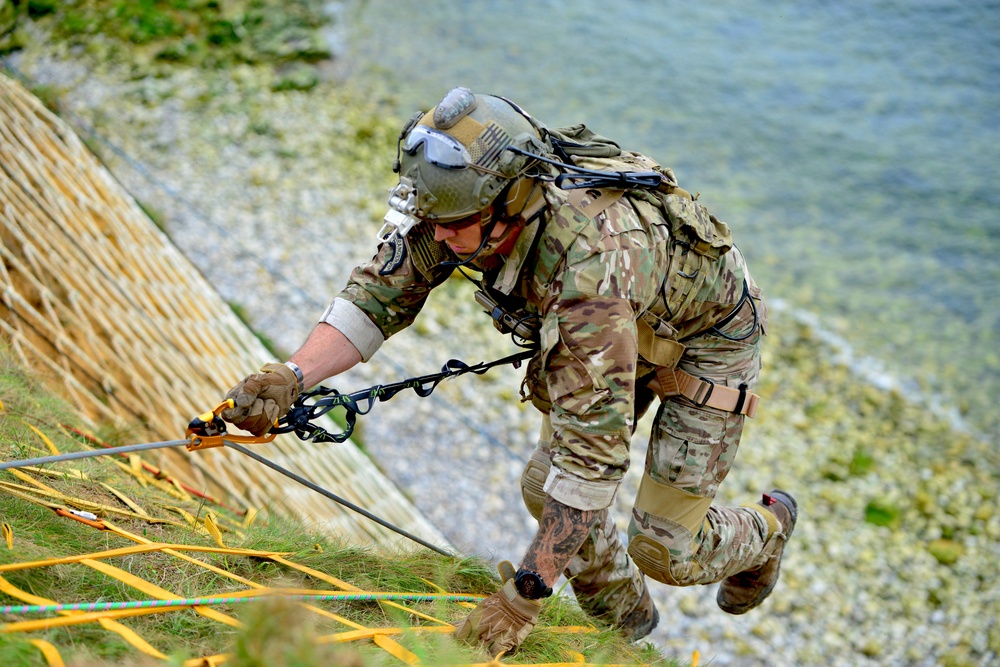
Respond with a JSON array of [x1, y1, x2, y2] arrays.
[[334, 150, 772, 620]]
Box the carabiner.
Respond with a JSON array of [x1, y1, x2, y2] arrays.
[[185, 400, 277, 451]]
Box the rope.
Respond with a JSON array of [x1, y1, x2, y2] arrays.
[[0, 440, 191, 471], [1, 591, 483, 615], [224, 442, 454, 557], [0, 435, 455, 556]]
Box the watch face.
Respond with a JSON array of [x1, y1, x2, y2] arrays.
[[515, 570, 551, 599]]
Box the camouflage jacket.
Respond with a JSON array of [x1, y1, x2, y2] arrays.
[[325, 153, 753, 510]]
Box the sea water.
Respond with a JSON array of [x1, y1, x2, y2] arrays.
[[338, 0, 1000, 441]]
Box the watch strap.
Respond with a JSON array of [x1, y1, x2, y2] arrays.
[[283, 361, 305, 394]]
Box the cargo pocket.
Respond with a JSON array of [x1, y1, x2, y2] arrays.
[[650, 401, 727, 497]]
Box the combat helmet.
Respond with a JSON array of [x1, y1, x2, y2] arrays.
[[378, 87, 547, 242]]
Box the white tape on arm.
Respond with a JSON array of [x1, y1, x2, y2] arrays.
[[320, 298, 385, 362]]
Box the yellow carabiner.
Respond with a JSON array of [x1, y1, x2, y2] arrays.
[[185, 400, 277, 451]]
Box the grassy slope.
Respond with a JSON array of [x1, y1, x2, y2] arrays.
[[0, 353, 666, 665]]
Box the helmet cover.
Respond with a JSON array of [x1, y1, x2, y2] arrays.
[[395, 87, 544, 223]]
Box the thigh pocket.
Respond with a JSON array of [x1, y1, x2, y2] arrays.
[[650, 401, 727, 497]]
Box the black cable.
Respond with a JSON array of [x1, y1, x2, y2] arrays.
[[507, 146, 663, 191], [708, 279, 760, 342]]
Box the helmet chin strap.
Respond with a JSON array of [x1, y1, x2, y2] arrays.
[[440, 178, 535, 268], [441, 214, 505, 268]]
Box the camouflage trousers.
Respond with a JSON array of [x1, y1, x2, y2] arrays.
[[520, 294, 771, 624]]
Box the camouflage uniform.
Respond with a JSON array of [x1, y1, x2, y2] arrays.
[[324, 150, 772, 626]]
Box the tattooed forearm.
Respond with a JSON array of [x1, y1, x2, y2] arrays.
[[521, 496, 599, 584]]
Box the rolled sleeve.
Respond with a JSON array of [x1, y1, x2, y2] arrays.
[[320, 297, 384, 362], [544, 465, 621, 511]]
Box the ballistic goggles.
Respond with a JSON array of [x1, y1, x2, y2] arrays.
[[401, 125, 471, 170]]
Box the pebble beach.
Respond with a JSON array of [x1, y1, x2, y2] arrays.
[[4, 14, 999, 666]]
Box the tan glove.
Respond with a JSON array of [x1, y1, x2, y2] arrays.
[[220, 363, 300, 436], [454, 560, 542, 657]]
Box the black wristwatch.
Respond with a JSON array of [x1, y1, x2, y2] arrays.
[[514, 568, 553, 600]]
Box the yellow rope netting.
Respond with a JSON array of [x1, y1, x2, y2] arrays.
[[0, 422, 650, 666], [0, 71, 447, 550]]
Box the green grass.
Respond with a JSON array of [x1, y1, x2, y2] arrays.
[[5, 0, 334, 73], [0, 352, 667, 665]]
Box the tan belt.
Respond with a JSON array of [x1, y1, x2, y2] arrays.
[[637, 307, 761, 418], [651, 366, 759, 418]]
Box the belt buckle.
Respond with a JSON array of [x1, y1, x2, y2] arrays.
[[692, 377, 715, 407]]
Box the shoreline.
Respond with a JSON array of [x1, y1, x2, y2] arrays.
[[3, 26, 998, 667]]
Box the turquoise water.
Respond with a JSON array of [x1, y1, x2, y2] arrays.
[[340, 1, 1000, 438]]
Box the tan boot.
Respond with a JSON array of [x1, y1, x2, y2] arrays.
[[717, 490, 797, 615], [617, 581, 659, 641]]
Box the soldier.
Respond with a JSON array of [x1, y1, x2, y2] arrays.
[[221, 87, 797, 656]]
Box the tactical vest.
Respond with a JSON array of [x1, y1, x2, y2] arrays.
[[537, 125, 740, 341], [524, 127, 760, 418]]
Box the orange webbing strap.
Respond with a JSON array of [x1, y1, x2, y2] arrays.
[[0, 575, 168, 659], [270, 554, 446, 661], [0, 540, 289, 574], [80, 558, 241, 628], [270, 555, 460, 627], [652, 366, 760, 418], [100, 522, 371, 636], [28, 639, 65, 667]]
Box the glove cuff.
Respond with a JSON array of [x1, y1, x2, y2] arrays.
[[501, 578, 543, 617]]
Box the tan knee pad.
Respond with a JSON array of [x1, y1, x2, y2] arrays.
[[520, 457, 549, 520], [627, 472, 712, 586], [628, 535, 683, 586], [627, 531, 706, 587]]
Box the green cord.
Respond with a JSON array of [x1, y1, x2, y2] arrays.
[[1, 591, 483, 615]]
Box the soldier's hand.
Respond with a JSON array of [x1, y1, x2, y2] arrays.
[[454, 561, 541, 657], [220, 363, 300, 436]]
